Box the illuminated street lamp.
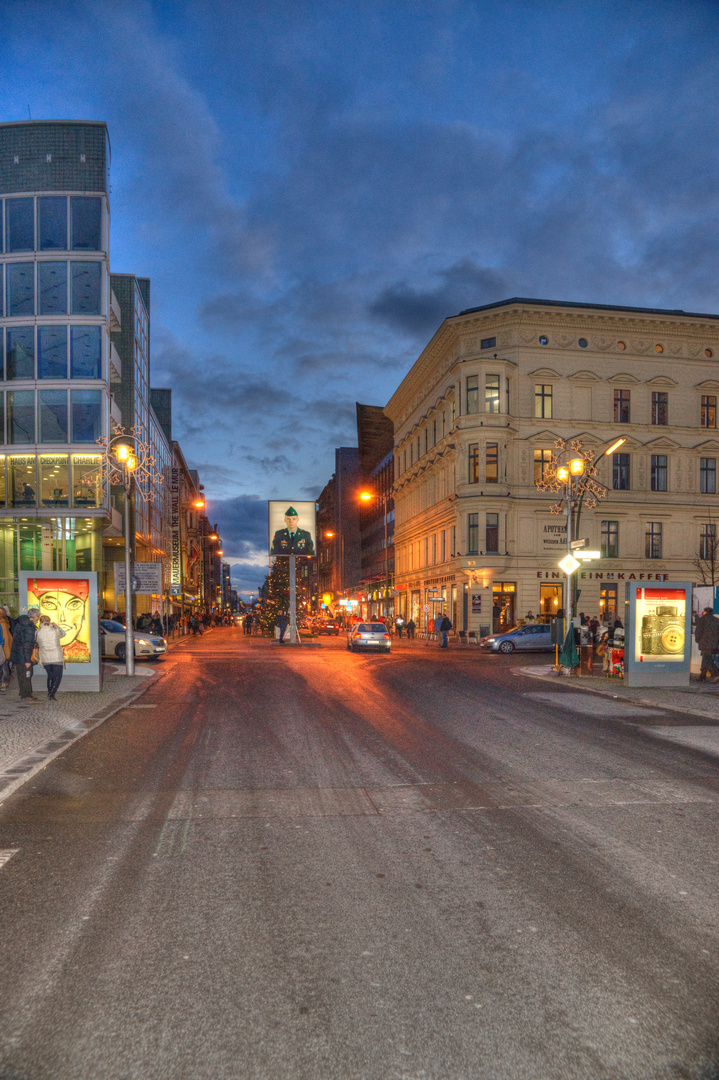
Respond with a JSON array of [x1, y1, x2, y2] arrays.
[[359, 489, 390, 618]]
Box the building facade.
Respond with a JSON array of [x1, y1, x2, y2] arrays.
[[0, 121, 112, 609], [355, 403, 394, 619], [386, 298, 719, 635]]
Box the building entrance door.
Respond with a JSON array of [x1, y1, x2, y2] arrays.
[[492, 582, 515, 631], [600, 583, 618, 620], [540, 583, 563, 621]]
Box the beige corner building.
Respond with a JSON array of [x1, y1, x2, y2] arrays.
[[385, 297, 719, 636]]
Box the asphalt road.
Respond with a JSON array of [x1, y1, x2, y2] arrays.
[[0, 628, 718, 1080]]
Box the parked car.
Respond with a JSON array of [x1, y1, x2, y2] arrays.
[[347, 622, 391, 653], [100, 620, 168, 662], [481, 623, 553, 653]]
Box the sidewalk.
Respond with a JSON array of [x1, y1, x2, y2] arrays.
[[0, 626, 208, 801]]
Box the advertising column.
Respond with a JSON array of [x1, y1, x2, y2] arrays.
[[624, 581, 691, 687]]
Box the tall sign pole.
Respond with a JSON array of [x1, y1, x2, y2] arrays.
[[123, 470, 135, 676], [289, 553, 297, 644]]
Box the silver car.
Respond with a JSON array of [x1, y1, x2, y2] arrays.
[[347, 622, 391, 653], [482, 624, 553, 653]]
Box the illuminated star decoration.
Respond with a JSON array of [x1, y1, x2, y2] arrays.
[[535, 437, 609, 513], [96, 423, 165, 503]]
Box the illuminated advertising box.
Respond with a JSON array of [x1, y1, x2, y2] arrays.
[[268, 501, 316, 557], [20, 570, 102, 693], [624, 581, 691, 687]]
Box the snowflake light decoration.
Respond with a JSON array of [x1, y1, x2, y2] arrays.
[[535, 437, 609, 513], [96, 423, 164, 503]]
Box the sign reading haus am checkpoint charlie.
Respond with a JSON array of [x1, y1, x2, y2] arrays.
[[268, 501, 316, 556]]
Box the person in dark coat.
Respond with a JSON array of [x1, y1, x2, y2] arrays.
[[10, 607, 39, 701], [437, 612, 452, 648], [695, 607, 719, 682], [276, 612, 288, 643]]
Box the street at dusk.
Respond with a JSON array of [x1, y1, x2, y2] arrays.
[[1, 632, 718, 1079]]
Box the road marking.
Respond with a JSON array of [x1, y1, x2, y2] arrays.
[[0, 848, 19, 868], [126, 704, 157, 709]]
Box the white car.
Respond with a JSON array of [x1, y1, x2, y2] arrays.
[[100, 620, 168, 662]]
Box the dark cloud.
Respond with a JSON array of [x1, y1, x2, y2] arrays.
[[368, 260, 508, 336]]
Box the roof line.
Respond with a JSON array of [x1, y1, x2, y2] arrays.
[[455, 296, 719, 321]]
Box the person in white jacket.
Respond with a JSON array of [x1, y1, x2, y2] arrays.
[[36, 615, 68, 700]]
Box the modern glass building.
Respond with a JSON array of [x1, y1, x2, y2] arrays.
[[0, 121, 112, 609]]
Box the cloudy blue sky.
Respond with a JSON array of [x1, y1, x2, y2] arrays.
[[3, 0, 717, 595]]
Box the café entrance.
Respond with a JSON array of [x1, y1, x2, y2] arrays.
[[539, 583, 563, 620], [492, 582, 515, 632]]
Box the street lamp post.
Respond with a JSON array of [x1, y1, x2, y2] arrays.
[[110, 440, 138, 676], [360, 490, 389, 618]]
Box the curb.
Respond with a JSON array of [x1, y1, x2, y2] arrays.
[[518, 665, 719, 724]]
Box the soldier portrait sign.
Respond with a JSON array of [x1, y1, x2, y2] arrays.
[[268, 501, 316, 557]]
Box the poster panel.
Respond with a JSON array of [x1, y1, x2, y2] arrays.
[[19, 570, 101, 692], [633, 586, 687, 663], [268, 501, 316, 556], [624, 581, 691, 688], [170, 467, 181, 595]]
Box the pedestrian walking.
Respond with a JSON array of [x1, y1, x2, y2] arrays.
[[437, 612, 452, 648], [243, 613, 253, 636], [0, 604, 13, 691], [695, 607, 719, 682], [406, 618, 415, 640], [276, 612, 288, 642], [395, 616, 404, 639], [36, 615, 67, 700], [10, 607, 39, 701]]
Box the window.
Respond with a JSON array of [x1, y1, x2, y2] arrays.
[[38, 197, 68, 250], [535, 384, 552, 419], [70, 261, 102, 315], [73, 455, 102, 509], [70, 389, 103, 442], [485, 443, 498, 483], [650, 454, 667, 492], [613, 453, 630, 490], [71, 197, 102, 251], [481, 336, 496, 350], [614, 388, 630, 423], [39, 390, 68, 442], [8, 391, 35, 443], [39, 454, 69, 507], [485, 374, 500, 413], [38, 327, 68, 379], [431, 534, 436, 564], [6, 327, 35, 380], [466, 375, 479, 414], [468, 443, 479, 483], [440, 530, 446, 562], [700, 457, 716, 494], [468, 513, 479, 554], [645, 521, 662, 559], [9, 455, 37, 507], [38, 261, 68, 315], [534, 448, 552, 483], [486, 513, 499, 553], [701, 395, 716, 429], [601, 520, 619, 558], [6, 262, 35, 316], [700, 523, 717, 562], [6, 198, 34, 252], [651, 391, 668, 426]]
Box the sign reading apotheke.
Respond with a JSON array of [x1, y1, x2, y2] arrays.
[[170, 467, 181, 596], [114, 562, 163, 596], [539, 517, 567, 553]]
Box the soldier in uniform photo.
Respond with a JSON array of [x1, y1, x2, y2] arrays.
[[271, 507, 315, 555]]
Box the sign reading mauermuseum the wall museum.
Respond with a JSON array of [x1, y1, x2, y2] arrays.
[[170, 467, 181, 595]]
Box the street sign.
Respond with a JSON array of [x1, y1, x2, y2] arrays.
[[570, 538, 588, 549], [558, 553, 581, 575], [423, 604, 429, 611]]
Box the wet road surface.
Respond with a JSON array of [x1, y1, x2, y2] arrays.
[[0, 628, 718, 1079]]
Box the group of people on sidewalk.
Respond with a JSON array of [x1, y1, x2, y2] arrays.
[[0, 606, 68, 702]]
